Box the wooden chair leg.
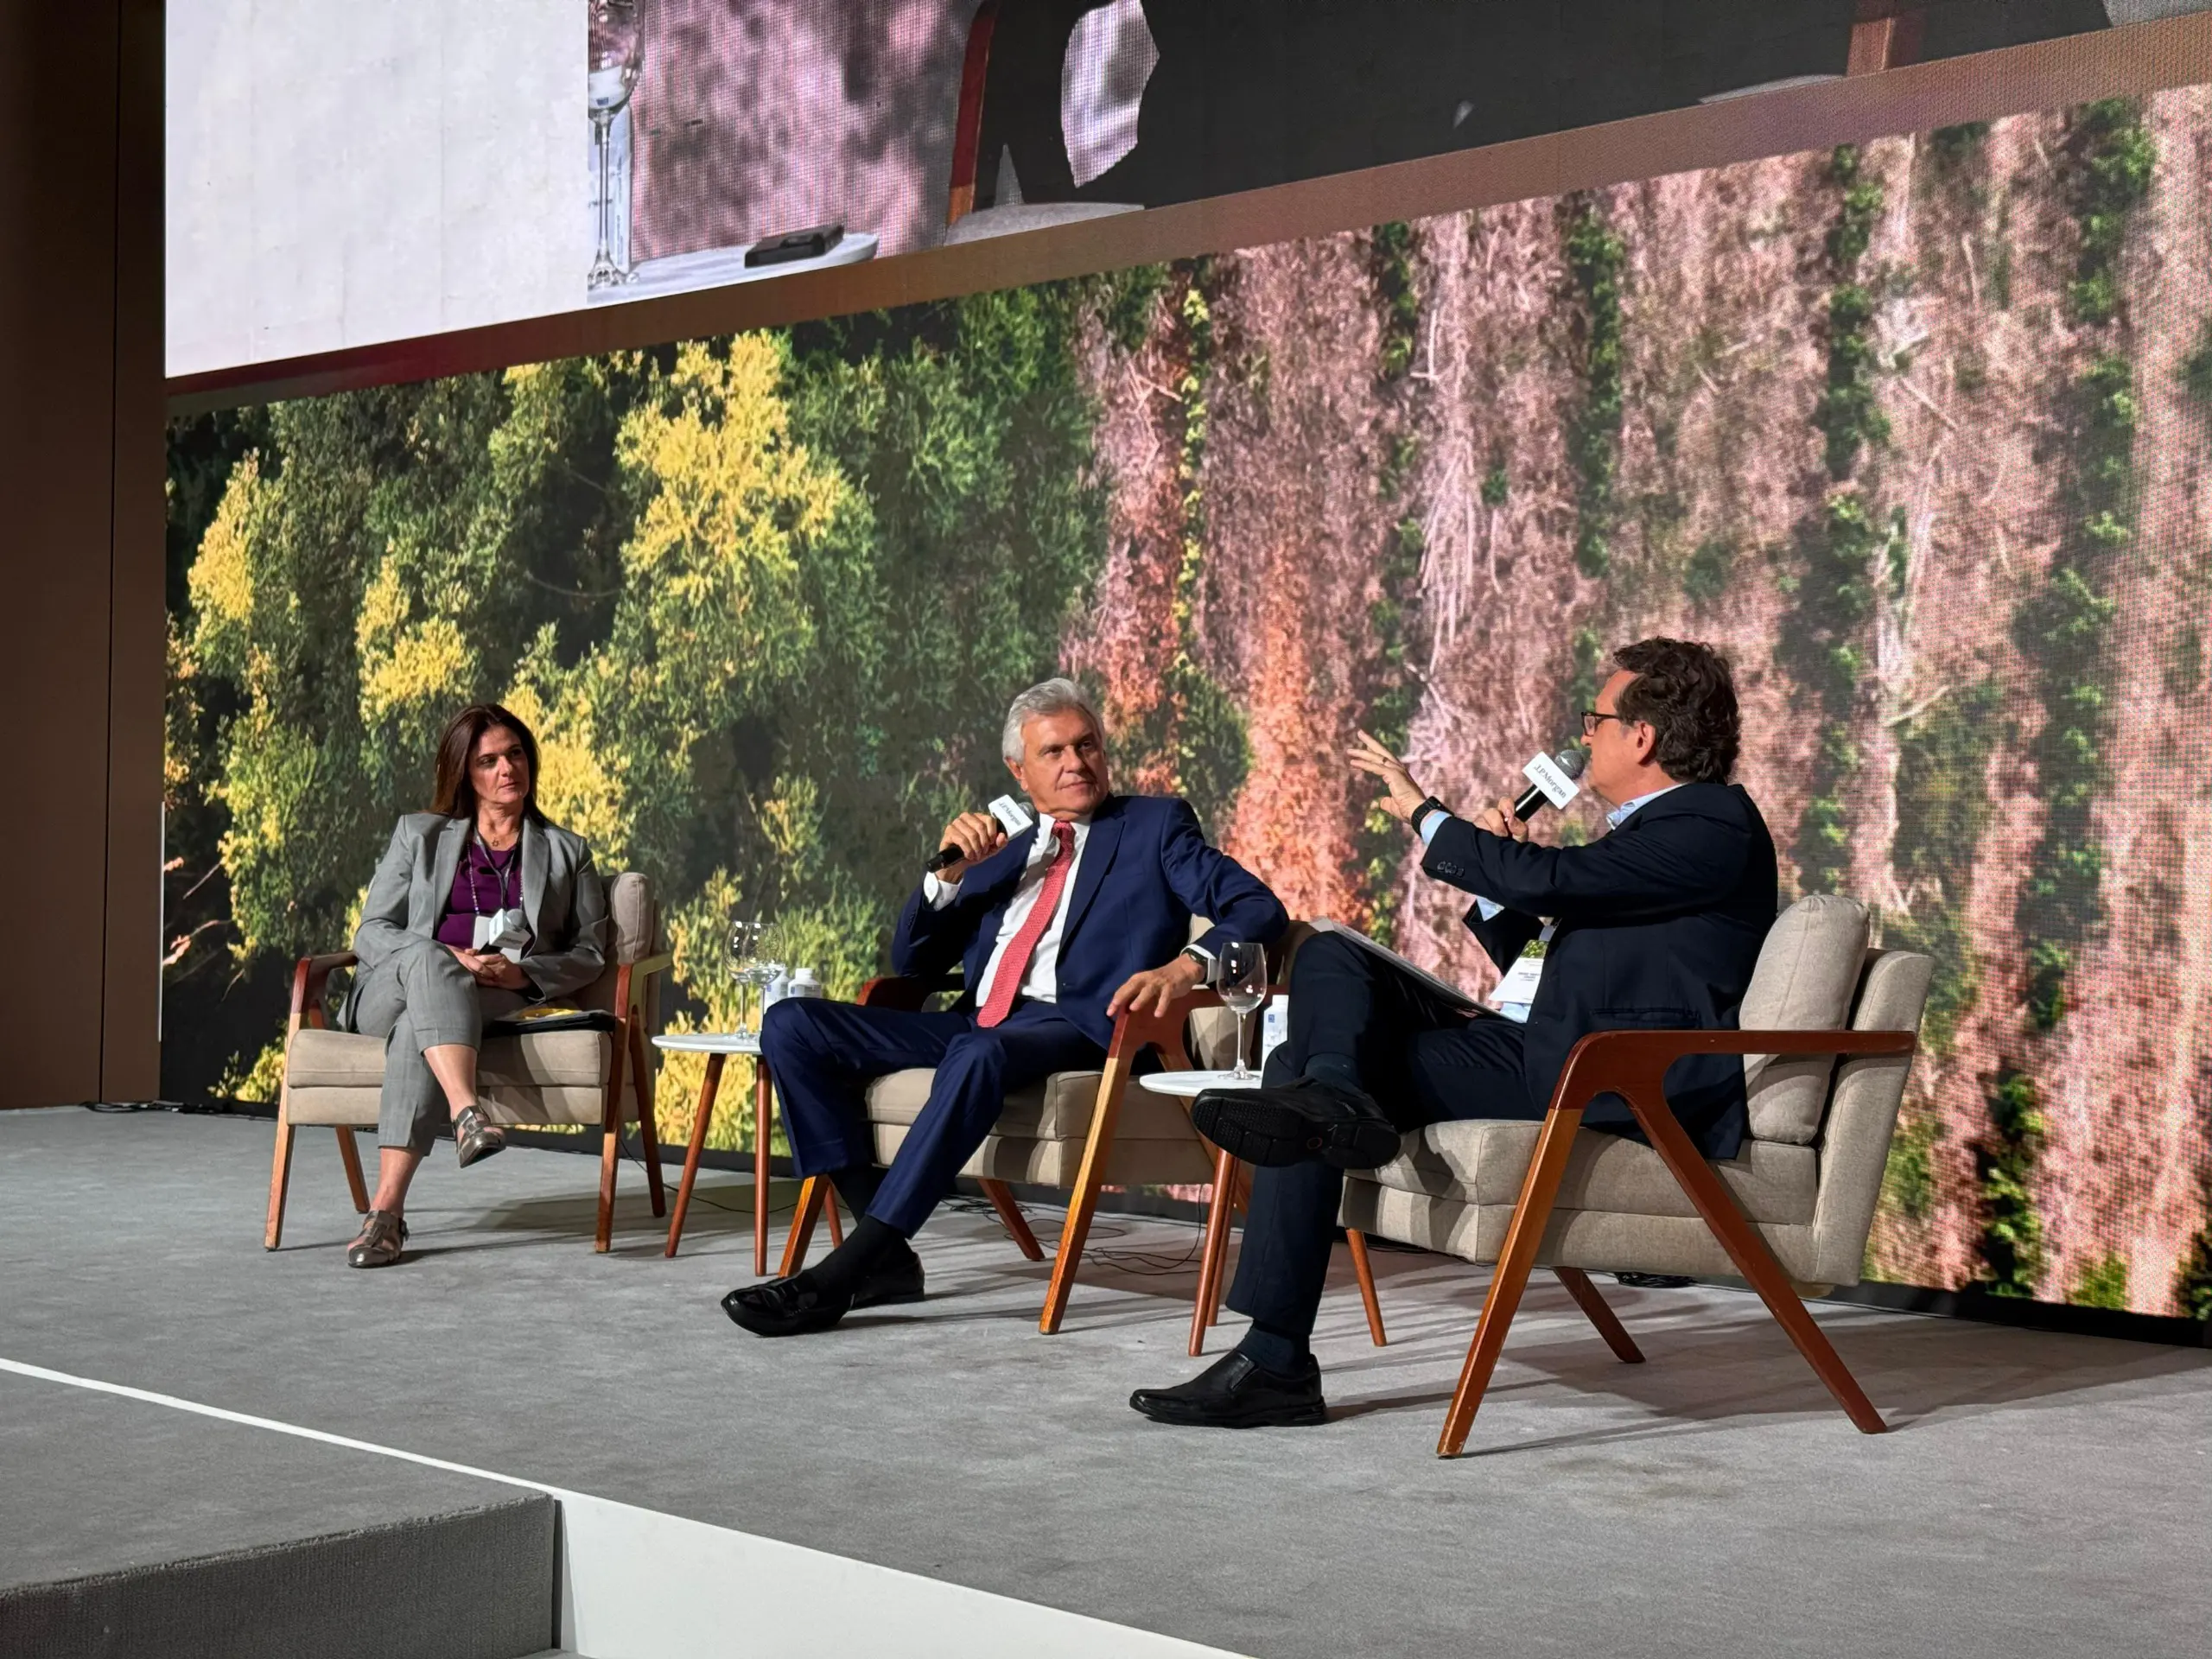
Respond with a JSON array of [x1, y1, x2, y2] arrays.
[[334, 1127, 370, 1214], [1041, 1167, 1110, 1335], [778, 1174, 827, 1278], [1553, 1266, 1643, 1363], [1209, 1160, 1250, 1326], [630, 1022, 665, 1218], [1190, 1147, 1239, 1357], [753, 1058, 774, 1275], [664, 1053, 725, 1258], [1347, 1229, 1389, 1347], [1437, 1104, 1586, 1458], [595, 1021, 630, 1254], [825, 1189, 845, 1247], [264, 1119, 296, 1250], [1631, 1099, 1886, 1433], [979, 1178, 1044, 1262]]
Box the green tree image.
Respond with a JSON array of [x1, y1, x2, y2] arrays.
[[168, 288, 1111, 1146]]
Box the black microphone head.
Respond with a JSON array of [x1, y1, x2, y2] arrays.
[[1554, 747, 1588, 780]]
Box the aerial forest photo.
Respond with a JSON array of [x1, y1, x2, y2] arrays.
[[168, 87, 2212, 1317]]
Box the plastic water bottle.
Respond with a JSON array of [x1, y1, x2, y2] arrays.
[[759, 963, 791, 1017], [788, 967, 822, 999], [1260, 996, 1291, 1074]]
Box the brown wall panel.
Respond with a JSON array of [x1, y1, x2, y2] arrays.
[[104, 0, 166, 1101], [0, 1, 160, 1107], [0, 6, 122, 1106]]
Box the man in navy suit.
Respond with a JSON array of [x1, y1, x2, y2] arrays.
[[1133, 638, 1777, 1426], [727, 678, 1287, 1338]]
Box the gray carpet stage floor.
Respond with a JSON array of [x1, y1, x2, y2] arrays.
[[3, 1106, 2207, 1658]]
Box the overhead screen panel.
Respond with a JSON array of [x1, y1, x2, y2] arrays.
[[166, 2, 2191, 377]]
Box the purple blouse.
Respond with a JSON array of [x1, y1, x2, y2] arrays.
[[434, 840, 528, 950]]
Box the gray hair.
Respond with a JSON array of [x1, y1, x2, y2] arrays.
[[1001, 677, 1105, 764]]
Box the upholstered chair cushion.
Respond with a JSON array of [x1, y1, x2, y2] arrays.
[[1367, 1119, 1819, 1225], [283, 1027, 626, 1128], [605, 871, 657, 963], [1739, 894, 1870, 1144], [1806, 947, 1936, 1285], [861, 1068, 1200, 1144]]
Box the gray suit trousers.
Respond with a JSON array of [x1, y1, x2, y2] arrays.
[[350, 938, 526, 1154]]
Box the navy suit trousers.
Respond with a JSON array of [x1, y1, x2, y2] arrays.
[[760, 997, 1104, 1237], [1227, 932, 1541, 1340]]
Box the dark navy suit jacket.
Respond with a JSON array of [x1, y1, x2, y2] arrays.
[[890, 793, 1288, 1051], [1421, 782, 1778, 1160]]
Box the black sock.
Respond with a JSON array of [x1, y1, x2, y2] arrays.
[[1303, 1053, 1363, 1093], [798, 1215, 909, 1298], [1234, 1320, 1313, 1376], [830, 1163, 885, 1221]]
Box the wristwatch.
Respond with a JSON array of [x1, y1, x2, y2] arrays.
[[1179, 944, 1217, 984], [1413, 796, 1451, 838]]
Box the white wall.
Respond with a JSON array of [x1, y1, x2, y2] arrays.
[[167, 1, 580, 375]]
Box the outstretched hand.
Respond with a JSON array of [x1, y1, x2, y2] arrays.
[[1108, 954, 1206, 1021], [1347, 728, 1428, 823]]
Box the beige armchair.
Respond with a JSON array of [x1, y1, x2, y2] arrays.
[[1331, 895, 1931, 1455], [775, 918, 1248, 1334], [263, 872, 673, 1254]]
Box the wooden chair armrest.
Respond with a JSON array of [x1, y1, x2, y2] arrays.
[[624, 950, 675, 979], [290, 951, 359, 1034], [859, 972, 962, 1012], [1546, 1027, 1918, 1117]]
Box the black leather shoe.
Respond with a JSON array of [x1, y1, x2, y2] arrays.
[[1129, 1351, 1327, 1428], [721, 1274, 853, 1337], [1192, 1077, 1402, 1170], [850, 1243, 925, 1310]]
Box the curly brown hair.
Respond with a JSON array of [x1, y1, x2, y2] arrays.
[[1611, 638, 1740, 785]]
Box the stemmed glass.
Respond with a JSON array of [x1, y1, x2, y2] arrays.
[[726, 917, 763, 1039], [588, 1, 645, 289], [1218, 940, 1268, 1081]]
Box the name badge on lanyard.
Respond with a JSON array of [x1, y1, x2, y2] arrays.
[[469, 836, 530, 958], [1488, 923, 1558, 1011]]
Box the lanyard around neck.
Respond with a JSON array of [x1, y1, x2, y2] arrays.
[[467, 833, 518, 918]]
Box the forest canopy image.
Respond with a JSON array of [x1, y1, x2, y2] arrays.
[[169, 91, 2212, 1318]]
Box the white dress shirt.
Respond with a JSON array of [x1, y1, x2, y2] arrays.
[[923, 815, 1091, 1007]]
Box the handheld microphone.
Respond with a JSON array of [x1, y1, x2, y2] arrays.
[[1511, 747, 1586, 820], [925, 795, 1036, 873]]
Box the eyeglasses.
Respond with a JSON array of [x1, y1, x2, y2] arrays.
[[1580, 709, 1626, 736]]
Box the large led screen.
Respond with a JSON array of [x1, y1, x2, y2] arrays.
[[168, 2, 2187, 375], [168, 85, 2212, 1320]]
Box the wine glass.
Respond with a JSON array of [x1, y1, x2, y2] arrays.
[[588, 1, 645, 289], [1219, 940, 1268, 1081], [726, 916, 762, 1038]]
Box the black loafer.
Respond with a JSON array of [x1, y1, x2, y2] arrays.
[[1192, 1077, 1402, 1170], [1129, 1352, 1327, 1428], [721, 1275, 852, 1338], [850, 1243, 925, 1310]]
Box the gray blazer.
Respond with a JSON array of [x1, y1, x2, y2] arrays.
[[345, 812, 609, 1025]]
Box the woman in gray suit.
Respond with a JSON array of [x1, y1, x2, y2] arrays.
[[342, 703, 609, 1268]]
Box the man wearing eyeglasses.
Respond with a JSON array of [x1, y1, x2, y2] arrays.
[[1133, 637, 1777, 1427]]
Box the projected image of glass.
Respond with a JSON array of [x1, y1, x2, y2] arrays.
[[588, 0, 645, 289]]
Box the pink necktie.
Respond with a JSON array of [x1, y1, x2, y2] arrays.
[[976, 821, 1077, 1028]]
